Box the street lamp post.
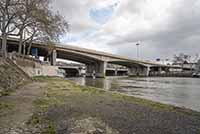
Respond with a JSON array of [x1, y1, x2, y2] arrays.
[[136, 43, 140, 59]]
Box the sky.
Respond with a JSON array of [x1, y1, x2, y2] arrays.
[[53, 0, 200, 61]]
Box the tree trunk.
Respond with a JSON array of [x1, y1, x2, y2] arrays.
[[18, 31, 23, 55], [27, 32, 35, 56], [1, 14, 7, 58], [2, 33, 7, 58], [22, 42, 26, 59], [27, 39, 33, 56]]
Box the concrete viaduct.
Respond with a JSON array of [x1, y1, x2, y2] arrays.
[[5, 38, 174, 78]]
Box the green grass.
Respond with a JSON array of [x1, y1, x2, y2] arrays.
[[33, 77, 194, 112], [0, 89, 11, 96], [33, 76, 200, 117], [0, 102, 15, 117], [41, 123, 56, 134], [27, 113, 56, 134], [30, 76, 200, 133], [0, 102, 14, 110]]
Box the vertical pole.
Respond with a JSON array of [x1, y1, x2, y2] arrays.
[[136, 43, 140, 59], [51, 50, 57, 66], [137, 45, 139, 59]]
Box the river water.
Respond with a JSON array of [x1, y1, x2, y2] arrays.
[[67, 77, 200, 112]]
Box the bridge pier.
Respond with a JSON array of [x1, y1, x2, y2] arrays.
[[158, 67, 162, 74], [128, 66, 150, 77], [86, 61, 107, 78], [146, 66, 150, 76], [115, 69, 118, 76], [128, 67, 137, 77]]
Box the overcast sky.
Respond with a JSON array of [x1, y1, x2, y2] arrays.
[[53, 0, 200, 61]]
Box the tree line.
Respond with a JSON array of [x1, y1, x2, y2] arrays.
[[0, 0, 68, 57]]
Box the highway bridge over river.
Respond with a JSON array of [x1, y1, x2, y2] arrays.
[[5, 38, 185, 78]]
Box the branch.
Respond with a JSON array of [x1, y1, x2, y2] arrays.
[[0, 2, 5, 12], [4, 13, 16, 31], [7, 26, 20, 36]]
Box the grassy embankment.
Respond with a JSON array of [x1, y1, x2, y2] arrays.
[[27, 76, 200, 134], [0, 58, 30, 97]]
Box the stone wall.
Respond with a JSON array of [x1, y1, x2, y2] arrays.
[[13, 56, 60, 77]]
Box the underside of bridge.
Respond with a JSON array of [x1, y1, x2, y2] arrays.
[[108, 61, 150, 77], [56, 50, 107, 78], [59, 67, 81, 77], [106, 69, 128, 76], [6, 39, 153, 78]]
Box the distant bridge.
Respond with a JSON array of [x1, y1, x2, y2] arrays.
[[4, 38, 187, 77]]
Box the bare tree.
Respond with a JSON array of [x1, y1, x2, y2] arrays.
[[0, 0, 22, 57], [173, 53, 196, 71], [16, 0, 48, 54], [1, 0, 69, 58], [173, 53, 190, 64], [15, 0, 68, 55]]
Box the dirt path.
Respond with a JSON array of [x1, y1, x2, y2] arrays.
[[0, 82, 46, 133]]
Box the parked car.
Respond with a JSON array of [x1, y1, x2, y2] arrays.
[[192, 72, 200, 78]]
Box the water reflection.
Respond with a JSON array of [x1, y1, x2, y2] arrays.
[[67, 77, 200, 112]]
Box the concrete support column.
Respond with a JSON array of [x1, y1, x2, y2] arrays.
[[86, 61, 107, 78], [86, 64, 96, 77], [78, 68, 82, 76], [96, 61, 107, 78], [158, 67, 162, 74], [128, 67, 137, 77], [86, 64, 94, 77], [50, 50, 57, 66], [128, 66, 150, 77], [115, 69, 118, 76], [144, 66, 150, 77]]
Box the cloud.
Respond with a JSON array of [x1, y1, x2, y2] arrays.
[[53, 0, 200, 60], [89, 2, 118, 25], [53, 0, 97, 33]]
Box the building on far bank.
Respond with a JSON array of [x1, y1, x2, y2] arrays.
[[192, 60, 200, 77], [195, 60, 200, 72], [172, 60, 196, 71], [155, 58, 173, 65]]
